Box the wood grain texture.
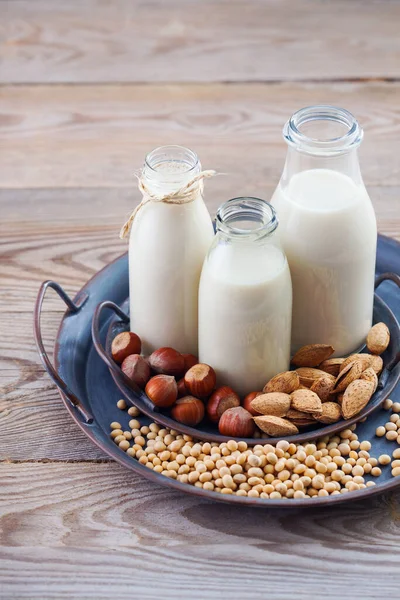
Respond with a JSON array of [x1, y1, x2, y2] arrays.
[[1, 2, 400, 597], [1, 462, 400, 599], [1, 0, 400, 84], [1, 82, 400, 190]]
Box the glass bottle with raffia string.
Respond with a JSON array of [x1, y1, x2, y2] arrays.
[[121, 145, 215, 355]]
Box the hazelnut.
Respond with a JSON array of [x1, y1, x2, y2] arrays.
[[121, 354, 151, 389], [148, 347, 185, 377], [171, 396, 205, 426], [184, 363, 216, 398], [218, 407, 255, 438], [177, 378, 188, 398], [145, 375, 178, 408], [206, 386, 240, 423], [111, 331, 142, 364], [181, 353, 199, 372], [243, 392, 263, 416]]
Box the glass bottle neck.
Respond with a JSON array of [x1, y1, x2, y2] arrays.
[[142, 145, 201, 195], [281, 145, 363, 186], [216, 197, 279, 243], [281, 105, 364, 186]]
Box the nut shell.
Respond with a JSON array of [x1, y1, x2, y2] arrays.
[[121, 354, 151, 389], [367, 322, 390, 355], [218, 407, 255, 438], [184, 363, 216, 398], [286, 409, 316, 426], [253, 415, 299, 437], [145, 374, 178, 408], [291, 344, 334, 367], [148, 347, 185, 377], [369, 355, 383, 374], [333, 360, 364, 393], [314, 402, 342, 424], [310, 376, 335, 402], [177, 378, 188, 398], [111, 331, 142, 364], [360, 367, 379, 392], [339, 354, 371, 373], [206, 386, 240, 423], [250, 392, 291, 417], [291, 389, 322, 415], [263, 371, 300, 394], [171, 396, 205, 426], [319, 358, 345, 377], [295, 368, 332, 387], [181, 354, 199, 372], [341, 379, 375, 419]]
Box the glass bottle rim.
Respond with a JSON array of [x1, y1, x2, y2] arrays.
[[283, 105, 363, 156], [216, 197, 278, 240], [144, 145, 200, 182]]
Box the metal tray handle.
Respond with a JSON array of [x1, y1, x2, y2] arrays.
[[33, 281, 93, 424], [375, 272, 400, 372], [91, 301, 158, 413]]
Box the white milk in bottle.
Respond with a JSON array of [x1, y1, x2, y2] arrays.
[[122, 146, 215, 355], [199, 197, 292, 396], [272, 106, 377, 356]]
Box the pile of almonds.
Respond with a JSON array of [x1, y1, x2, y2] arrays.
[[252, 322, 390, 437], [111, 321, 390, 438], [109, 396, 400, 499]]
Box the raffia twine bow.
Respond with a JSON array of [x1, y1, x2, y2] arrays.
[[120, 169, 217, 240]]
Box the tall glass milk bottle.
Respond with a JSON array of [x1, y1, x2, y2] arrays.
[[272, 106, 377, 356], [199, 197, 292, 396], [123, 145, 215, 355]]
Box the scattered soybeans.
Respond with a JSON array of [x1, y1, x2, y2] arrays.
[[110, 397, 400, 500]]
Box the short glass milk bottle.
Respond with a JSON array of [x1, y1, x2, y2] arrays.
[[198, 197, 292, 397], [124, 145, 215, 355], [272, 106, 377, 356]]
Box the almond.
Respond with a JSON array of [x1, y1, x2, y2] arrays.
[[291, 344, 335, 367], [295, 367, 333, 387], [286, 409, 316, 426], [263, 371, 300, 394], [336, 393, 344, 406], [250, 392, 291, 417], [339, 353, 371, 373], [314, 402, 342, 424], [310, 376, 335, 402], [333, 360, 364, 393], [367, 322, 390, 355], [253, 415, 299, 437], [341, 379, 375, 419], [359, 367, 379, 392], [319, 358, 345, 377], [290, 389, 323, 415], [369, 355, 384, 374]]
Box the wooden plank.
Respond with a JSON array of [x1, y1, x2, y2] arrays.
[[1, 83, 400, 190], [1, 0, 400, 84], [0, 309, 108, 460], [1, 463, 400, 599]]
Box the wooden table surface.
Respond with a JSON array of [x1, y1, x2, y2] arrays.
[[1, 1, 400, 598]]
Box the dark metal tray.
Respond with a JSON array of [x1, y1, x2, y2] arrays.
[[91, 275, 400, 444], [34, 235, 400, 507]]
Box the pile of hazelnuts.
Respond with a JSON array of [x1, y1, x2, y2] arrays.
[[111, 331, 257, 437]]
